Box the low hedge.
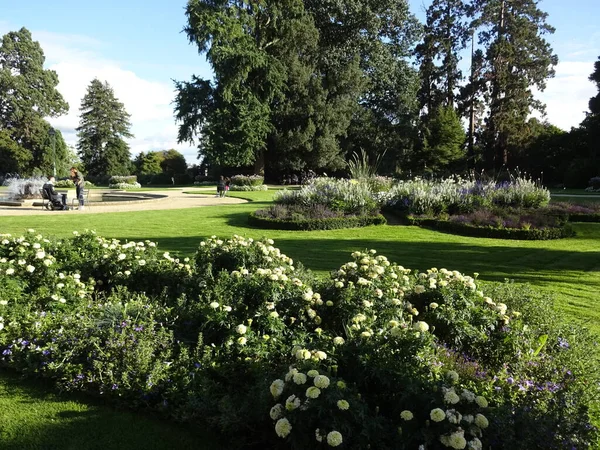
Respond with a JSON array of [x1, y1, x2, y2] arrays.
[[567, 213, 600, 223], [404, 216, 574, 240], [249, 211, 386, 230]]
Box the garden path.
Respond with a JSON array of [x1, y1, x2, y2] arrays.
[[0, 188, 246, 216]]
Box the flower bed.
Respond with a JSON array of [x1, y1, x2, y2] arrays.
[[252, 177, 383, 230], [230, 174, 264, 186], [548, 202, 600, 223], [384, 176, 550, 216], [249, 210, 386, 230], [0, 231, 598, 449], [109, 175, 141, 189], [230, 184, 268, 191], [404, 216, 574, 240]]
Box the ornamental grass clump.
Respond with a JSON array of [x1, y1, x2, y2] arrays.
[[0, 232, 598, 449]]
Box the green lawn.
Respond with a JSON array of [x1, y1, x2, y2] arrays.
[[550, 188, 598, 195], [1, 190, 599, 331], [0, 371, 219, 449], [1, 189, 599, 448]]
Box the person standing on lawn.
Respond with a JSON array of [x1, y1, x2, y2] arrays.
[[70, 167, 86, 210], [216, 176, 226, 198]]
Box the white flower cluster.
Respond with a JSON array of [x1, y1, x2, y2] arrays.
[[270, 367, 348, 446], [199, 235, 294, 268]]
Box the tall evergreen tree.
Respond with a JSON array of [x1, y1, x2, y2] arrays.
[[582, 55, 600, 162], [175, 0, 422, 176], [76, 79, 133, 177], [175, 0, 310, 174], [473, 0, 557, 169], [415, 0, 470, 113], [0, 27, 69, 175]]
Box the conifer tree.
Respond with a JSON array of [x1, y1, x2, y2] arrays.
[[76, 79, 133, 177], [473, 0, 557, 168]]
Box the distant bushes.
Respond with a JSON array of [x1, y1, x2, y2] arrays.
[[231, 174, 264, 186], [109, 175, 141, 189]]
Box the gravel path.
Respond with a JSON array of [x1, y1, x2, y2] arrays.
[[0, 189, 247, 216]]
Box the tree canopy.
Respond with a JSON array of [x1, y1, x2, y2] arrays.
[[0, 27, 69, 176], [175, 0, 421, 176]]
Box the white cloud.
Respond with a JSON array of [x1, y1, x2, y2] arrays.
[[22, 29, 200, 164], [534, 60, 596, 131]]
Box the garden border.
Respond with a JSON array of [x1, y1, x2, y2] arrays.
[[402, 216, 574, 240], [248, 211, 386, 230]]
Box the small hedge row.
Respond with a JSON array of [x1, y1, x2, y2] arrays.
[[567, 213, 600, 223], [405, 216, 574, 240], [249, 211, 386, 230]]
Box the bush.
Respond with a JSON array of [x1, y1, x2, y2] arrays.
[[229, 184, 268, 191], [109, 175, 140, 189], [385, 176, 550, 216], [249, 211, 387, 230], [109, 175, 138, 184], [53, 179, 96, 188], [586, 176, 600, 192], [230, 174, 264, 187], [275, 178, 378, 216], [403, 216, 574, 240], [564, 158, 599, 189], [0, 231, 598, 449]]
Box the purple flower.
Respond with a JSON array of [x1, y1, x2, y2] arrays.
[[134, 326, 143, 332], [558, 337, 570, 349], [2, 349, 12, 356], [111, 383, 119, 390]]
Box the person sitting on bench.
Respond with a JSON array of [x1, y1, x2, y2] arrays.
[[42, 176, 68, 210]]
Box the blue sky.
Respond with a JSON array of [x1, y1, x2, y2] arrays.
[[1, 0, 599, 163]]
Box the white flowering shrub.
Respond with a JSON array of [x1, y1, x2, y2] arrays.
[[230, 174, 264, 186], [229, 184, 268, 191], [386, 176, 550, 216], [274, 177, 378, 216], [108, 182, 142, 189], [0, 232, 598, 449]]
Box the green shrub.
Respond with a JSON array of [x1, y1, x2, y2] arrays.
[[403, 216, 574, 240], [0, 231, 598, 450], [385, 176, 550, 216], [229, 184, 268, 191], [275, 178, 378, 216], [249, 211, 386, 230], [230, 174, 264, 186]]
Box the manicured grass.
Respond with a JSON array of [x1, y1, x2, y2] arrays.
[[0, 370, 219, 450], [550, 188, 598, 195], [550, 196, 600, 204], [1, 190, 599, 333]]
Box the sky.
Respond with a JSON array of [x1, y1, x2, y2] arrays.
[[1, 0, 599, 164]]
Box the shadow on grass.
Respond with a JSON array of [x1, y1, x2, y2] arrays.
[[0, 370, 221, 450], [127, 234, 599, 280]]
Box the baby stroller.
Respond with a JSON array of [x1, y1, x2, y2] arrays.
[[41, 184, 69, 211]]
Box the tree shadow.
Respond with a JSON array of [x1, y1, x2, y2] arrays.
[[0, 370, 221, 450]]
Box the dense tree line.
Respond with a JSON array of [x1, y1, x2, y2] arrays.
[[176, 0, 598, 186], [0, 6, 597, 187]]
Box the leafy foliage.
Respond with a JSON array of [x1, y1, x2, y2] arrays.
[[0, 231, 598, 449], [0, 28, 69, 176]]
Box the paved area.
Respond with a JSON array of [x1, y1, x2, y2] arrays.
[[0, 188, 247, 216]]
